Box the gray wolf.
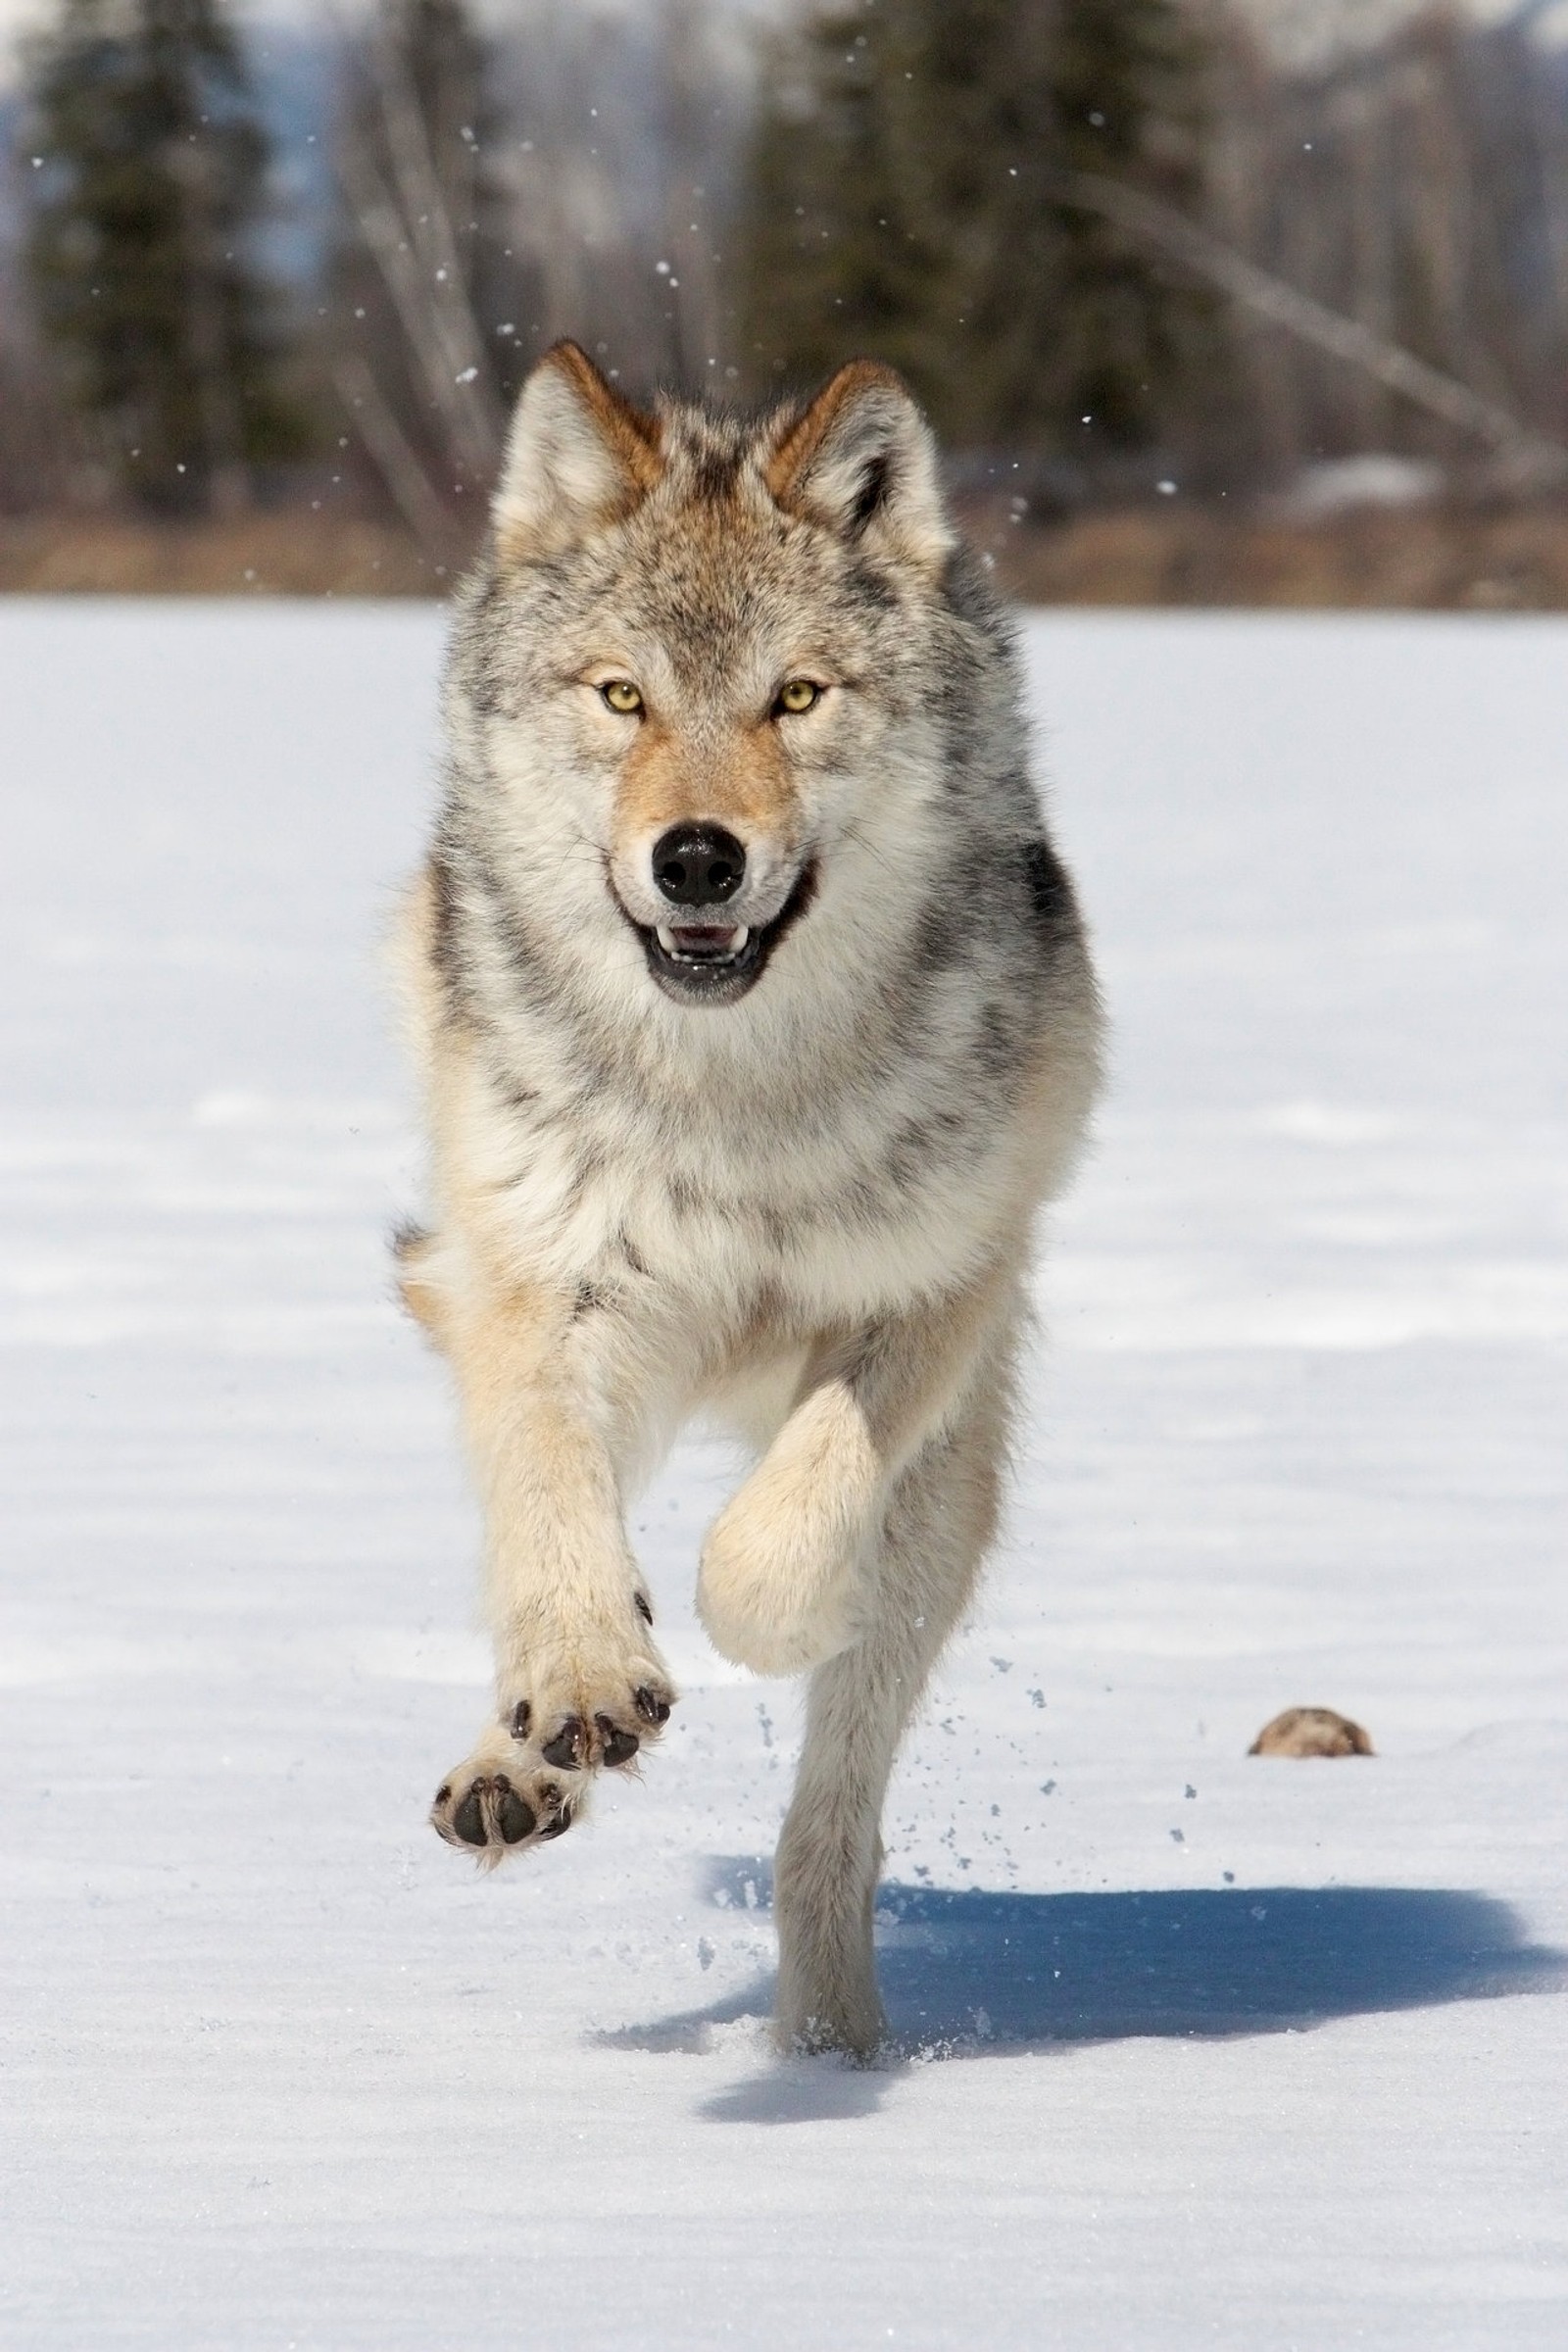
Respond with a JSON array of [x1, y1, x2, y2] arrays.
[[393, 342, 1102, 2057]]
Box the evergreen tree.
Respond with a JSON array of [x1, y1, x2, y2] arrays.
[[24, 0, 304, 513], [737, 0, 1214, 457]]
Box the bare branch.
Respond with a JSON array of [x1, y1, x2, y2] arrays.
[[1054, 169, 1568, 488]]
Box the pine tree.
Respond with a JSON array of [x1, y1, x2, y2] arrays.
[[737, 0, 1214, 458], [1048, 0, 1213, 446], [24, 0, 304, 514]]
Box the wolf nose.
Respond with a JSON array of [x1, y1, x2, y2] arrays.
[[652, 823, 746, 906]]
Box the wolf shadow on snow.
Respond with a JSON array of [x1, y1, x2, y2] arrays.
[[595, 1857, 1565, 2122]]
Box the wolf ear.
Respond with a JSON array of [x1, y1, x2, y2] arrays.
[[492, 342, 662, 562], [763, 361, 953, 569]]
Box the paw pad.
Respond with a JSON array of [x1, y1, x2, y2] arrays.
[[541, 1716, 587, 1769], [432, 1768, 560, 1854], [496, 1784, 535, 1842], [596, 1713, 640, 1767]]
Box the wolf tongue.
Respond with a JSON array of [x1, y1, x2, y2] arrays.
[[671, 924, 742, 956]]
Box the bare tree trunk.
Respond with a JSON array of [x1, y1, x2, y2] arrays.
[[334, 120, 493, 484], [365, 5, 503, 468], [332, 353, 463, 562], [660, 0, 725, 389]]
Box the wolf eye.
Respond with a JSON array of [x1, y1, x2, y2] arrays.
[[773, 678, 821, 716], [601, 679, 644, 715]]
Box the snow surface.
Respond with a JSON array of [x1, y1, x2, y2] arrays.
[[2, 603, 1565, 2349]]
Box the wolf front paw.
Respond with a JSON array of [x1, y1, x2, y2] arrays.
[[431, 1732, 582, 1866], [429, 1610, 677, 1865], [504, 1633, 676, 1777]]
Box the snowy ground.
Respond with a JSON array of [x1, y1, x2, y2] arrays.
[[2, 602, 1565, 2350]]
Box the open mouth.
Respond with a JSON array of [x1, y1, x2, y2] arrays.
[[626, 863, 817, 1005], [649, 918, 760, 987]]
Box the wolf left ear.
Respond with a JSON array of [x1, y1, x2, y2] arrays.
[[493, 342, 662, 562], [763, 361, 954, 570]]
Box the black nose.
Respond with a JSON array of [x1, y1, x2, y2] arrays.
[[652, 823, 746, 906]]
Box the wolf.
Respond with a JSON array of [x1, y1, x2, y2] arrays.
[[393, 341, 1102, 2058]]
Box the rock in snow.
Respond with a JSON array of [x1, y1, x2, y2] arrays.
[[1250, 1707, 1376, 1757]]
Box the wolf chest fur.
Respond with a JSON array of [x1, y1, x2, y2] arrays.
[[396, 342, 1102, 2057]]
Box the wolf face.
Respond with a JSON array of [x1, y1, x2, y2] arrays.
[[442, 343, 1027, 1023]]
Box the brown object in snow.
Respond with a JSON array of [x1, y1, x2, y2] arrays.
[[1249, 1706, 1374, 1758]]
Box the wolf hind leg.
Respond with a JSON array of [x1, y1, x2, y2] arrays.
[[772, 1348, 1010, 2060]]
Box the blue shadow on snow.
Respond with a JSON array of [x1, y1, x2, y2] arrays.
[[598, 1858, 1563, 2121]]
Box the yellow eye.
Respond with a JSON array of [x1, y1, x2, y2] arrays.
[[601, 679, 644, 715], [775, 678, 822, 716]]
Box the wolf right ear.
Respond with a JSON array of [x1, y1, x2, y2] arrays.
[[764, 361, 954, 571], [492, 343, 662, 562]]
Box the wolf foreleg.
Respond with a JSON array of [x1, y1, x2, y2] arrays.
[[697, 1260, 1018, 1676], [425, 1281, 677, 1862]]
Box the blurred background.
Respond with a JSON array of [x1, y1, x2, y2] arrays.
[[3, 0, 1568, 605]]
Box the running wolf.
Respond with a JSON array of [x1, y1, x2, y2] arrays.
[[394, 342, 1102, 2058]]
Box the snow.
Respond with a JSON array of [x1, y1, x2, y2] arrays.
[[2, 602, 1565, 2348]]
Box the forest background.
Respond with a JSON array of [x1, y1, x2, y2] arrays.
[[3, 0, 1568, 606]]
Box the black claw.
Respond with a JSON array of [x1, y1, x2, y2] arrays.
[[508, 1699, 531, 1740], [635, 1592, 654, 1625], [596, 1714, 640, 1767], [537, 1805, 574, 1841], [541, 1716, 586, 1769], [634, 1686, 670, 1725], [435, 1784, 452, 1803], [452, 1789, 486, 1846], [497, 1789, 535, 1843]]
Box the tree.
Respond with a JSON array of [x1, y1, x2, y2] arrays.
[[736, 0, 1215, 458], [329, 0, 517, 539], [24, 0, 304, 514]]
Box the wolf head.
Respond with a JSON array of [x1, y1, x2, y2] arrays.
[[443, 342, 1029, 1026]]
